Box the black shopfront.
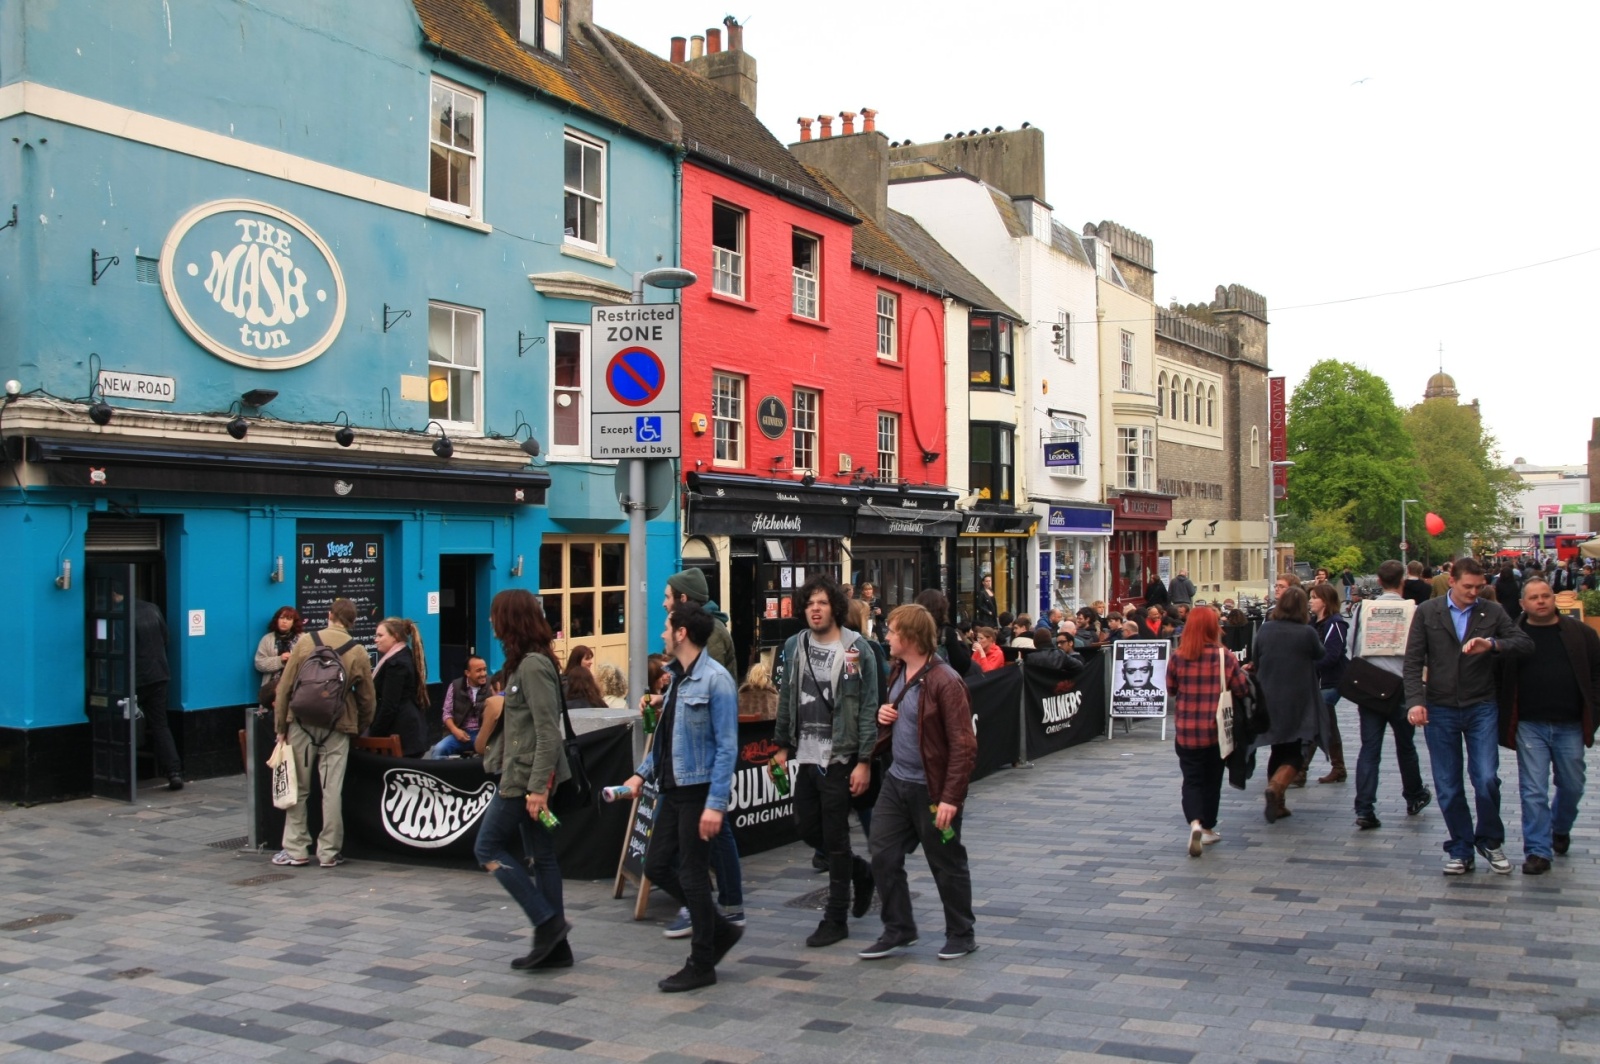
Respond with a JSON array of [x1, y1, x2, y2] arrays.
[[952, 509, 1039, 628]]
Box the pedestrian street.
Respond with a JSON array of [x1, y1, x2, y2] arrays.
[[3, 710, 1598, 1064]]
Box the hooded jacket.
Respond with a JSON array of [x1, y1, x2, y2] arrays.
[[668, 568, 737, 675]]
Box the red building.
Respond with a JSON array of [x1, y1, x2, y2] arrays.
[[613, 24, 953, 670]]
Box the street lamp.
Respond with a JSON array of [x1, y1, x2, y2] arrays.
[[1266, 459, 1295, 588], [1400, 498, 1420, 565]]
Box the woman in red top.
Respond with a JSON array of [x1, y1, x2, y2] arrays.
[[1166, 607, 1249, 857], [971, 627, 1006, 673]]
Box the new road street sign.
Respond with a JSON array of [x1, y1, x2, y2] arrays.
[[591, 303, 680, 458]]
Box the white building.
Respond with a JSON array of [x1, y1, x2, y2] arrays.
[[1507, 461, 1591, 558]]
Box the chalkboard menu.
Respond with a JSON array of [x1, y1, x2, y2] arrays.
[[296, 534, 384, 647], [620, 779, 659, 881]]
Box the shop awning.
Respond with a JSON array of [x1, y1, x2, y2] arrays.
[[957, 510, 1039, 537], [9, 436, 549, 506], [855, 502, 961, 537]]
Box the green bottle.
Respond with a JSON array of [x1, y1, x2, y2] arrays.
[[537, 808, 559, 830], [641, 700, 658, 734], [769, 757, 790, 798], [929, 804, 954, 844]]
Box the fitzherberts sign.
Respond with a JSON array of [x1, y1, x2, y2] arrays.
[[160, 199, 347, 370]]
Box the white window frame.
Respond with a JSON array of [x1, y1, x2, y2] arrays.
[[517, 0, 564, 58], [877, 412, 900, 483], [1057, 309, 1073, 361], [548, 323, 589, 457], [711, 202, 745, 299], [1206, 385, 1217, 427], [713, 372, 745, 467], [1546, 514, 1562, 532], [792, 230, 820, 319], [427, 301, 483, 434], [1157, 373, 1167, 418], [1512, 514, 1526, 532], [563, 129, 606, 252], [1116, 425, 1154, 490], [429, 77, 482, 220], [1120, 330, 1135, 390], [1250, 426, 1260, 467], [1183, 379, 1193, 422], [876, 290, 898, 360], [1141, 426, 1154, 489], [793, 388, 819, 474]]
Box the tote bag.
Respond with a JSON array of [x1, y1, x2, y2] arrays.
[[1215, 648, 1236, 759]]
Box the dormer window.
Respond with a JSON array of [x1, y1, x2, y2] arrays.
[[519, 0, 563, 58]]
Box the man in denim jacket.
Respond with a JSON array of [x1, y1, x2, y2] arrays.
[[773, 575, 882, 948], [620, 608, 741, 992]]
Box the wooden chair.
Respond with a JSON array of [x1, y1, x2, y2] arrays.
[[354, 734, 403, 757]]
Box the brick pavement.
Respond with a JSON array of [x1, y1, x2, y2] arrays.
[[3, 707, 1599, 1064]]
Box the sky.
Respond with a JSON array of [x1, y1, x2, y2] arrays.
[[597, 0, 1600, 467]]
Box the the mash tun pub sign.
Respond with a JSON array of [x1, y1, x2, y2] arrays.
[[160, 199, 347, 370]]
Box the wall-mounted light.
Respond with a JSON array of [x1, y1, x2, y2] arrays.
[[88, 399, 113, 426], [55, 559, 72, 590], [1205, 519, 1219, 537], [510, 554, 524, 577], [270, 555, 284, 583], [241, 388, 278, 408], [921, 450, 940, 464], [801, 473, 816, 488], [512, 413, 541, 458], [1177, 518, 1193, 537], [224, 401, 250, 440], [333, 411, 355, 448], [427, 420, 454, 459]]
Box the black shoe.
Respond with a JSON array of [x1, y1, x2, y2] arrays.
[[851, 858, 874, 919], [858, 934, 917, 959], [658, 963, 716, 993], [1522, 855, 1551, 876], [1355, 813, 1381, 830], [511, 918, 571, 970], [937, 940, 978, 961], [530, 939, 574, 969], [168, 775, 185, 791], [805, 920, 848, 948], [1406, 790, 1432, 816], [811, 852, 828, 872], [1554, 833, 1571, 856], [711, 919, 744, 967]]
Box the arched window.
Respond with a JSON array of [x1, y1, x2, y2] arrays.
[[1182, 379, 1193, 422], [1206, 385, 1216, 427], [1250, 426, 1260, 467], [1169, 375, 1179, 420], [1157, 373, 1167, 417]]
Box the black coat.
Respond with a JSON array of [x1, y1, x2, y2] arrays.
[[1497, 615, 1600, 749], [1144, 578, 1170, 609], [133, 600, 170, 686], [371, 646, 427, 757]]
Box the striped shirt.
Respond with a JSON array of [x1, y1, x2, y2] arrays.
[[1166, 643, 1249, 749]]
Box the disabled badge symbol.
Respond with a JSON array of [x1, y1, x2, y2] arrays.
[[635, 415, 662, 443]]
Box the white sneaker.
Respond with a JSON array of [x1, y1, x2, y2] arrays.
[[1187, 823, 1203, 858], [1476, 844, 1512, 875]]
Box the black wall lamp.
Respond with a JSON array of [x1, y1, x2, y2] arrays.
[[921, 450, 941, 464], [88, 398, 113, 426], [511, 411, 541, 457], [242, 388, 278, 408], [333, 411, 355, 448], [426, 420, 454, 458], [801, 473, 816, 487], [225, 402, 250, 440]]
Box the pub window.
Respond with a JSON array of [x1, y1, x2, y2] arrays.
[[713, 371, 745, 467], [792, 230, 820, 318], [564, 130, 605, 250], [712, 202, 745, 298], [429, 78, 481, 219], [1116, 426, 1154, 490], [969, 315, 1013, 391], [427, 301, 482, 433], [549, 324, 587, 455], [538, 536, 626, 650], [970, 422, 1014, 504], [1120, 330, 1134, 389], [793, 387, 819, 474], [877, 412, 900, 482], [876, 290, 898, 359], [516, 0, 564, 57]]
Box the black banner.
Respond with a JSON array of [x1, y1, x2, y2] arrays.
[[728, 719, 799, 855], [966, 665, 1022, 782], [1024, 650, 1105, 758]]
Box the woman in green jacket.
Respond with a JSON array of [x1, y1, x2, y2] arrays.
[[475, 589, 572, 970]]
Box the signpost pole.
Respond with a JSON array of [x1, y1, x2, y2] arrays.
[[626, 457, 648, 740]]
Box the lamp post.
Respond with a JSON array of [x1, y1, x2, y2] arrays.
[[1266, 459, 1295, 589], [1400, 498, 1420, 565], [624, 268, 697, 735]]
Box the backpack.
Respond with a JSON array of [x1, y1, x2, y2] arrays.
[[287, 631, 359, 733]]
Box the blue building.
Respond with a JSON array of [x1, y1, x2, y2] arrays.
[[0, 0, 685, 801]]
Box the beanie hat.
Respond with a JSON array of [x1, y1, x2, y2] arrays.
[[667, 568, 710, 604]]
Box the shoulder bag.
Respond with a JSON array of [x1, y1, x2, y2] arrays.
[[1216, 648, 1236, 759], [1337, 657, 1403, 717], [548, 669, 594, 814]]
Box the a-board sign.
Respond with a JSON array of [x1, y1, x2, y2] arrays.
[[1109, 640, 1170, 718], [620, 779, 659, 881], [296, 534, 383, 648]]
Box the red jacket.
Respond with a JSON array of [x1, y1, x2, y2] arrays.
[[972, 642, 1005, 673], [873, 660, 978, 807]]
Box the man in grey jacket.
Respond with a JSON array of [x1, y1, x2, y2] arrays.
[[1168, 569, 1196, 607], [1403, 557, 1533, 875]]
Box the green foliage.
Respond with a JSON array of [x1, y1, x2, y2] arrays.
[[1402, 399, 1524, 557], [1579, 589, 1600, 621], [1284, 361, 1422, 569], [1279, 503, 1364, 574]]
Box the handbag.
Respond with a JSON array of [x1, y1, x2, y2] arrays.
[[1215, 648, 1236, 760], [267, 737, 298, 810], [1338, 656, 1403, 712], [548, 680, 593, 814]]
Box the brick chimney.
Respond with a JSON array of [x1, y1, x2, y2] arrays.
[[789, 107, 889, 224], [670, 36, 686, 64], [683, 16, 758, 112]]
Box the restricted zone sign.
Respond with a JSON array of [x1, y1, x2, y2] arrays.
[[591, 303, 681, 458]]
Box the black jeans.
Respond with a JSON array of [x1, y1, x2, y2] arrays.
[[137, 681, 181, 778], [1175, 744, 1224, 829], [794, 763, 861, 924], [1354, 704, 1426, 817], [868, 773, 974, 947], [645, 784, 728, 970]]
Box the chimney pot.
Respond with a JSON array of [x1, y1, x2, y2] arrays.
[[861, 107, 877, 132], [797, 116, 813, 142], [817, 114, 833, 139], [690, 34, 704, 59], [724, 15, 743, 52], [840, 111, 857, 135], [706, 27, 721, 53], [670, 36, 686, 64]]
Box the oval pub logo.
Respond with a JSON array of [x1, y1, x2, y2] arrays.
[[160, 199, 347, 370]]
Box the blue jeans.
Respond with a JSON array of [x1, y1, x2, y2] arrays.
[[1353, 705, 1426, 817], [1423, 701, 1503, 859], [474, 795, 563, 929], [425, 730, 478, 759], [1516, 720, 1587, 859]]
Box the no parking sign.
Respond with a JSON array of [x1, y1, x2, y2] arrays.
[[590, 304, 681, 458]]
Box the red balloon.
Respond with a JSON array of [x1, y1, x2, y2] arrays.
[[1424, 512, 1446, 536]]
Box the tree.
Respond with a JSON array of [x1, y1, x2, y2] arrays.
[[1402, 398, 1524, 559], [1279, 504, 1365, 574], [1284, 361, 1422, 569]]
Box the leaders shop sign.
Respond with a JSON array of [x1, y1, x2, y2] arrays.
[[160, 199, 347, 370]]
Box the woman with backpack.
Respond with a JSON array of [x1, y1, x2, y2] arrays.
[[475, 589, 572, 971], [368, 617, 429, 758]]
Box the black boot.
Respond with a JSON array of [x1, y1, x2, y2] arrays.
[[825, 853, 852, 926], [851, 856, 874, 919], [529, 939, 574, 969], [511, 916, 571, 970]]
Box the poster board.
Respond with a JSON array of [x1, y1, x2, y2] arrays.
[[296, 534, 384, 647], [613, 732, 658, 918], [1109, 640, 1169, 719]]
